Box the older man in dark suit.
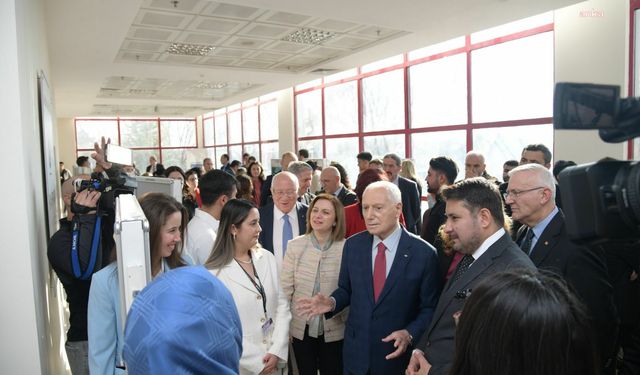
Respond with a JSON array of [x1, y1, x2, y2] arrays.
[[319, 166, 357, 207], [258, 171, 307, 270], [408, 178, 535, 375], [383, 153, 421, 234], [298, 181, 441, 374], [506, 163, 618, 373], [260, 152, 298, 207]]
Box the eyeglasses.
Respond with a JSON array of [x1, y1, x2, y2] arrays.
[[273, 190, 297, 198], [503, 186, 545, 200]]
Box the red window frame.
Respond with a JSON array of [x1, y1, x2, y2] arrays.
[[293, 23, 555, 162], [74, 117, 198, 163], [203, 97, 279, 168]]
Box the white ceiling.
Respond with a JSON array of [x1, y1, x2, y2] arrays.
[[45, 0, 583, 117]]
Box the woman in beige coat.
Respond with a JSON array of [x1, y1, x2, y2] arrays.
[[281, 194, 347, 375], [206, 199, 291, 375]]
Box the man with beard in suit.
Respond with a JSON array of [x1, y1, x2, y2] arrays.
[[407, 178, 535, 375]]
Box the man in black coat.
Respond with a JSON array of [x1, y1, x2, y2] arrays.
[[383, 153, 421, 234], [506, 163, 618, 373], [319, 166, 357, 207], [420, 156, 459, 285]]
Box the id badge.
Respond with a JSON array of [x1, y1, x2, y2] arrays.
[[261, 317, 273, 338]]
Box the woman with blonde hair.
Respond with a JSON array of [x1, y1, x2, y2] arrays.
[[400, 159, 423, 198], [205, 199, 291, 375], [281, 194, 346, 374]]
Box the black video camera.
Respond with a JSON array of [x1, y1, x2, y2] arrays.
[[72, 171, 135, 213], [554, 83, 640, 244]]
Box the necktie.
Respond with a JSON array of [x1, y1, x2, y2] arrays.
[[451, 254, 474, 284], [282, 214, 293, 256], [373, 242, 387, 302], [520, 228, 534, 255]]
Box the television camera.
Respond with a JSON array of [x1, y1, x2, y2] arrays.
[[554, 82, 640, 244]]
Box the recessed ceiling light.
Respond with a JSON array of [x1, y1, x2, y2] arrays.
[[166, 43, 215, 56], [194, 81, 228, 89], [282, 28, 336, 45]]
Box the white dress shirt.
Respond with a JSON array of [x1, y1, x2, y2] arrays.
[[469, 228, 506, 267], [272, 205, 300, 271], [371, 224, 403, 277], [185, 208, 219, 265]]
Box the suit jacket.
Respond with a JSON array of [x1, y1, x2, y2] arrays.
[[398, 176, 422, 235], [516, 210, 618, 367], [336, 186, 358, 207], [328, 228, 441, 374], [417, 232, 535, 375], [260, 174, 274, 207], [258, 202, 308, 254], [298, 191, 315, 206], [210, 248, 291, 375], [419, 196, 452, 284]]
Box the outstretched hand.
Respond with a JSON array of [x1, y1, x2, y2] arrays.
[[91, 136, 112, 170], [296, 293, 334, 320]]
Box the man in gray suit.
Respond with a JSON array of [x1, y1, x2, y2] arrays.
[[407, 178, 535, 375]]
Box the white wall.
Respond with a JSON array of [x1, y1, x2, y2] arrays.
[[58, 117, 76, 169], [553, 0, 629, 163], [0, 0, 67, 373], [277, 88, 296, 155]]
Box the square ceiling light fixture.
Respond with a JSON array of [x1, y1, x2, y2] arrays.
[[194, 81, 228, 89], [166, 42, 215, 56], [282, 28, 336, 45]]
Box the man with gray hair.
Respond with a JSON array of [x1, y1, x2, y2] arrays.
[[506, 163, 617, 373], [320, 166, 357, 207], [298, 181, 440, 374], [288, 160, 315, 205], [464, 150, 498, 183], [260, 151, 298, 207], [383, 153, 421, 234], [258, 171, 308, 270]]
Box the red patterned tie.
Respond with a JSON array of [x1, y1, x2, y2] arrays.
[[373, 242, 387, 302]]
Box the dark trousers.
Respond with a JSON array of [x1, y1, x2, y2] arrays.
[[291, 325, 343, 375]]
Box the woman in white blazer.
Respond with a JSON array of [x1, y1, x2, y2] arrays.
[[206, 199, 291, 375]]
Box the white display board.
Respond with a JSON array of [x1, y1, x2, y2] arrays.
[[114, 194, 151, 334]]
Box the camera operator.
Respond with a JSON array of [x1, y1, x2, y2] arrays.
[[47, 138, 118, 374]]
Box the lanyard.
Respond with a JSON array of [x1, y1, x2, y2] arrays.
[[71, 214, 102, 280], [235, 254, 267, 316]]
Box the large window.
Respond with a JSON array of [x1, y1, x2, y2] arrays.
[[203, 95, 279, 173], [294, 13, 554, 193], [75, 117, 202, 172]]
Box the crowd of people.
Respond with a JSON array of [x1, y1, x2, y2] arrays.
[[49, 141, 639, 375]]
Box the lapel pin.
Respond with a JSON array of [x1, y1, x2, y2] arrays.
[[544, 241, 549, 245], [404, 254, 408, 258]]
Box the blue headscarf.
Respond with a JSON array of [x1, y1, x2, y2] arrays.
[[123, 266, 242, 374]]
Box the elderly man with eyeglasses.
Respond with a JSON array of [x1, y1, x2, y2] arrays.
[[258, 171, 308, 271], [505, 163, 618, 375]]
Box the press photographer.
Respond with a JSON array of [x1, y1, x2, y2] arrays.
[[47, 137, 127, 375]]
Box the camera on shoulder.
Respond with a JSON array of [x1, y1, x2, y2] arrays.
[[554, 83, 640, 244]]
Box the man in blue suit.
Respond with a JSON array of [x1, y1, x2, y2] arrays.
[[258, 171, 307, 270], [298, 181, 441, 374]]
